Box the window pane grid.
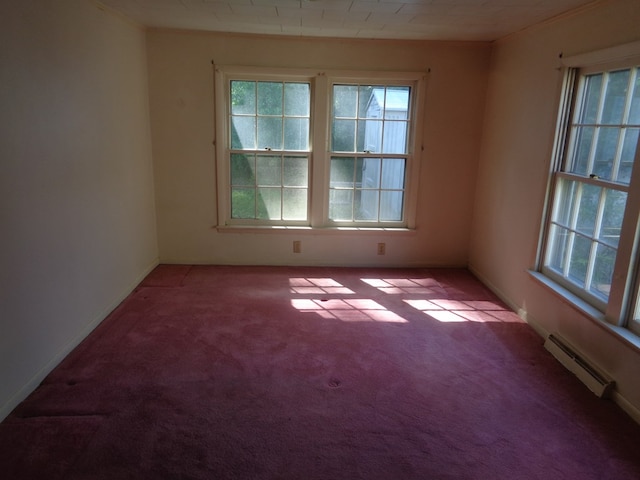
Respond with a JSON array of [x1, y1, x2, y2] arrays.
[[230, 152, 309, 221], [230, 80, 310, 152], [569, 68, 640, 184], [329, 83, 411, 224], [543, 65, 640, 314]]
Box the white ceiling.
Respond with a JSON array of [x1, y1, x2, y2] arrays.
[[99, 0, 598, 42]]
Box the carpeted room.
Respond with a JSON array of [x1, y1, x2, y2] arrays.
[[3, 264, 640, 479], [3, 0, 640, 478]]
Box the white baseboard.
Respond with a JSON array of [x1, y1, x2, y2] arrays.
[[0, 258, 159, 422], [468, 263, 640, 425]]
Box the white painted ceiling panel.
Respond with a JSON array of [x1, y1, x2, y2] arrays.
[[98, 0, 599, 41]]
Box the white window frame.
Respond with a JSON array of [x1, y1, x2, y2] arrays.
[[214, 65, 427, 231], [536, 41, 640, 339]]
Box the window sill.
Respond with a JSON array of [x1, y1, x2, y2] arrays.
[[215, 225, 417, 236], [528, 270, 640, 352]]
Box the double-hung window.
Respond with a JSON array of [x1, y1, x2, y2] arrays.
[[228, 78, 311, 224], [329, 84, 411, 224], [214, 66, 426, 230], [539, 53, 640, 336]]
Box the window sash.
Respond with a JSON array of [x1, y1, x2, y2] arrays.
[[539, 62, 640, 330], [326, 81, 416, 227]]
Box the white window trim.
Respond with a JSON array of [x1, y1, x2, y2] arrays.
[[213, 65, 428, 232]]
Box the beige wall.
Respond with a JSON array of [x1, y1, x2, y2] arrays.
[[470, 0, 640, 418], [147, 31, 490, 266], [0, 0, 158, 419]]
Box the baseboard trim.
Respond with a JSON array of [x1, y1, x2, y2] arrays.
[[467, 264, 550, 338], [611, 390, 640, 424], [468, 264, 640, 425], [0, 258, 159, 422]]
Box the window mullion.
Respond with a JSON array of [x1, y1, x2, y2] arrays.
[[310, 73, 329, 228]]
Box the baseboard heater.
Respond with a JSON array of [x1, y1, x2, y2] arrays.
[[544, 334, 614, 398]]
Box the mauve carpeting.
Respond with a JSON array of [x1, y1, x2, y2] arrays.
[[1, 265, 640, 479]]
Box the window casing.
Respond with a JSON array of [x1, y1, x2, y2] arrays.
[[214, 66, 426, 230], [539, 56, 640, 336]]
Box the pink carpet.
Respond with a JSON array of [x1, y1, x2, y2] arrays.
[[1, 265, 639, 479]]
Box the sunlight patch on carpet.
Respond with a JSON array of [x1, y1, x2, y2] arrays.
[[403, 298, 522, 323], [361, 277, 446, 295], [289, 277, 355, 295], [291, 298, 408, 323]]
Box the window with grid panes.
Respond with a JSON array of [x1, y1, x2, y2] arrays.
[[214, 66, 426, 229], [228, 80, 311, 222], [329, 85, 411, 223], [540, 62, 640, 333]]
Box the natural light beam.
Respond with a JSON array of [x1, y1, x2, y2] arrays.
[[361, 277, 445, 295], [289, 278, 355, 295], [290, 298, 408, 323], [403, 298, 522, 323]]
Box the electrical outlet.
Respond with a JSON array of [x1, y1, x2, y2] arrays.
[[377, 242, 386, 255], [293, 240, 302, 253]]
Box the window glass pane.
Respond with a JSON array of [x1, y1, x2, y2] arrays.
[[380, 190, 404, 221], [570, 126, 594, 175], [356, 190, 379, 221], [231, 117, 256, 149], [629, 73, 640, 124], [384, 87, 410, 120], [593, 127, 620, 179], [257, 117, 282, 150], [553, 179, 577, 227], [329, 189, 353, 220], [332, 119, 356, 152], [257, 187, 281, 220], [256, 155, 281, 186], [283, 156, 308, 187], [284, 83, 310, 116], [284, 118, 309, 150], [381, 158, 406, 189], [575, 184, 601, 236], [283, 188, 307, 220], [599, 189, 627, 247], [601, 70, 630, 125], [358, 85, 374, 117], [330, 157, 355, 187], [362, 158, 381, 189], [230, 154, 255, 186], [578, 74, 602, 124], [547, 224, 570, 274], [382, 121, 408, 154], [618, 127, 639, 183], [231, 81, 255, 115], [257, 82, 282, 116], [568, 234, 591, 288], [334, 85, 357, 118], [231, 187, 255, 218], [590, 243, 616, 300], [361, 119, 382, 152]]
